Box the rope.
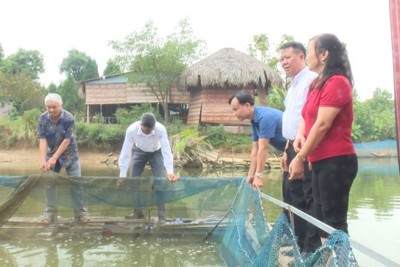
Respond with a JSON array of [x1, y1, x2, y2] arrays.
[[0, 173, 43, 227], [202, 178, 246, 241]]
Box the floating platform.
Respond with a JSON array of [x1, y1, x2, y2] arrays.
[[0, 216, 229, 239]]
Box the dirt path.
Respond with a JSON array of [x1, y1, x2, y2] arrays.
[[0, 147, 259, 175], [0, 147, 115, 166], [0, 147, 251, 165]]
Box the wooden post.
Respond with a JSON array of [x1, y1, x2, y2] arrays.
[[389, 0, 400, 173], [86, 105, 90, 123]]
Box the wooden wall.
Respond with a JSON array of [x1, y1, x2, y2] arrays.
[[85, 83, 189, 105], [187, 88, 202, 124], [187, 87, 250, 126], [85, 84, 126, 104], [83, 79, 255, 128]]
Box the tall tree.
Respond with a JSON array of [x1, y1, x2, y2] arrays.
[[110, 18, 205, 123], [103, 58, 121, 77], [248, 34, 294, 72], [0, 48, 45, 80], [248, 34, 271, 66], [248, 34, 294, 106], [353, 88, 396, 142], [0, 72, 45, 116], [58, 74, 85, 116], [60, 49, 99, 82], [46, 82, 59, 93], [0, 44, 4, 62]]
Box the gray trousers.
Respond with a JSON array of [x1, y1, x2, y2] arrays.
[[45, 160, 87, 219], [130, 147, 166, 218]]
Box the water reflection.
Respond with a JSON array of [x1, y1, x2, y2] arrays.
[[0, 235, 222, 267], [0, 158, 399, 266]]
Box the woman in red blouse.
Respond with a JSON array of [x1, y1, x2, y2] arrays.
[[288, 33, 358, 240]]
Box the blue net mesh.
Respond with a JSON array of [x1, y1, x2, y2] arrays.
[[0, 173, 360, 266], [211, 181, 360, 267], [216, 181, 270, 266]]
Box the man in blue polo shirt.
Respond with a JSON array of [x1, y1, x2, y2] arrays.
[[229, 89, 286, 189]]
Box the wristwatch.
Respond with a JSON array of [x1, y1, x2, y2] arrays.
[[296, 153, 306, 162]]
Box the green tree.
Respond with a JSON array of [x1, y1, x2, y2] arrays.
[[47, 82, 58, 93], [22, 108, 42, 142], [115, 104, 161, 129], [248, 34, 293, 106], [353, 88, 396, 142], [274, 34, 296, 90], [0, 48, 44, 80], [103, 58, 121, 77], [266, 86, 286, 111], [60, 49, 99, 81], [369, 88, 394, 111], [248, 34, 294, 75], [0, 72, 45, 117], [248, 34, 271, 65], [110, 18, 205, 123], [58, 74, 85, 116], [0, 44, 4, 62]]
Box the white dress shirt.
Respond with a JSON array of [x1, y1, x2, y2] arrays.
[[282, 67, 318, 140], [118, 121, 174, 177]]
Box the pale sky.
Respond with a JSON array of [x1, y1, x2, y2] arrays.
[[1, 0, 394, 100]]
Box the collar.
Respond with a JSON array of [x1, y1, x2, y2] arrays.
[[137, 126, 155, 136], [292, 67, 310, 86], [45, 110, 64, 121], [252, 106, 262, 124]]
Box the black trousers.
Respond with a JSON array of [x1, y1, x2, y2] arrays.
[[283, 142, 321, 252], [311, 154, 358, 238]]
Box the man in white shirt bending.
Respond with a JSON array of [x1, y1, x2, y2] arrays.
[[117, 112, 178, 223]]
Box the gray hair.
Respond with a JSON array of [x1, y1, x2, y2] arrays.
[[140, 112, 156, 128], [45, 93, 63, 105]]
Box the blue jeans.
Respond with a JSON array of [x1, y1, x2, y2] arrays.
[[44, 160, 87, 219], [130, 148, 166, 219]]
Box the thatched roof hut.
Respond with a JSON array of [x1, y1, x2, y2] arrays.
[[179, 47, 282, 89], [178, 48, 283, 126]]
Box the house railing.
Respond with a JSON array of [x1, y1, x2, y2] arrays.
[[76, 117, 118, 124]]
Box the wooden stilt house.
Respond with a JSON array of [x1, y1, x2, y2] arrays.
[[178, 48, 283, 129], [79, 73, 190, 123]]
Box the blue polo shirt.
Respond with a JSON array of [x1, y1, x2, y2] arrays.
[[37, 109, 79, 167], [251, 106, 287, 152]]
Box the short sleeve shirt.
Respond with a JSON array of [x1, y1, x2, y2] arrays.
[[302, 75, 356, 162], [251, 106, 287, 152], [37, 109, 79, 167]]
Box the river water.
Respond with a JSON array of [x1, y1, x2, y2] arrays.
[[0, 157, 399, 267]]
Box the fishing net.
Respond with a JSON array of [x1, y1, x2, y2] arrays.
[[0, 172, 359, 266], [0, 172, 241, 223], [210, 182, 360, 267]]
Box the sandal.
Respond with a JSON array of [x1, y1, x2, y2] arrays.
[[76, 215, 91, 224], [41, 217, 52, 226]]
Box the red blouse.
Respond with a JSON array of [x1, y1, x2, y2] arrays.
[[302, 75, 356, 162]]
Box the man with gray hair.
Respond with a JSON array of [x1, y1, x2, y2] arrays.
[[117, 112, 179, 223], [37, 93, 89, 225]]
